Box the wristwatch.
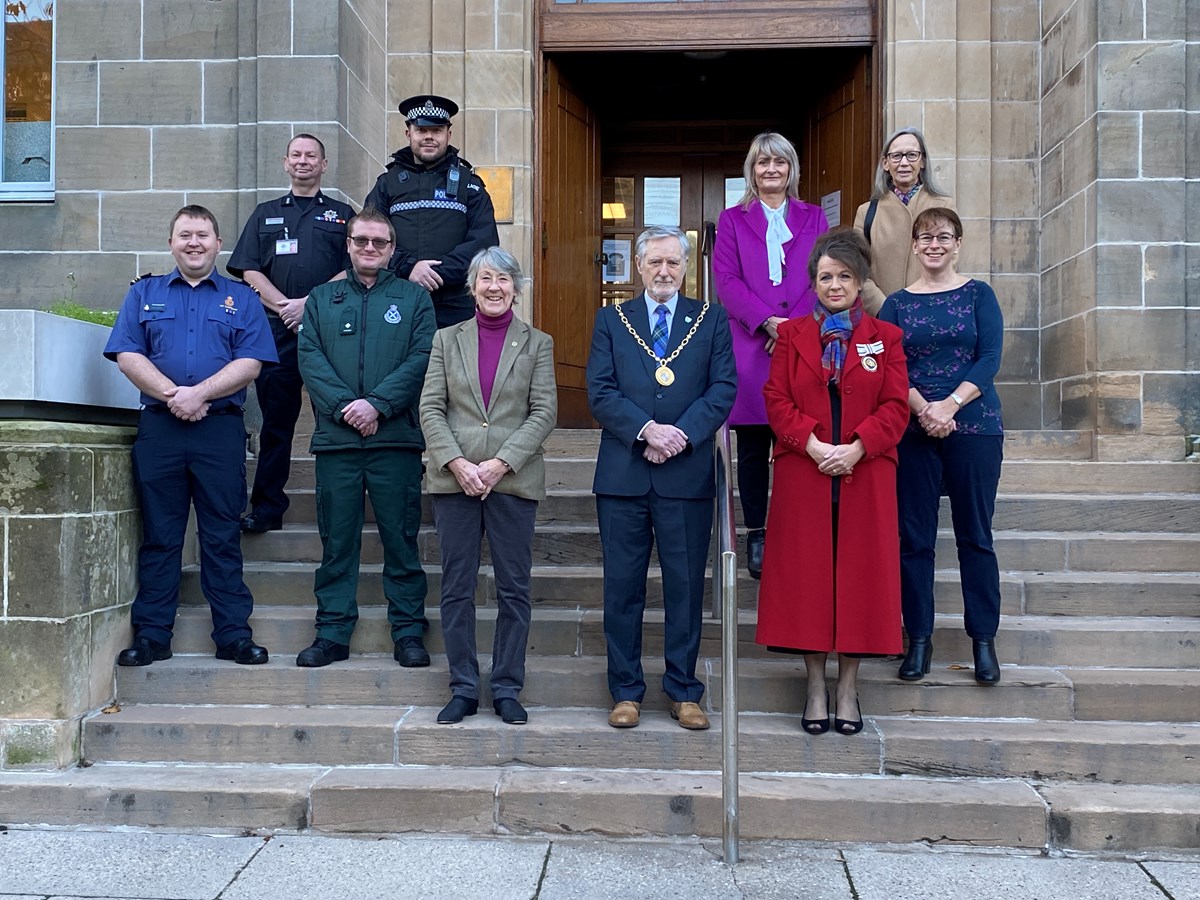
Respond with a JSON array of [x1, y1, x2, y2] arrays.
[[949, 392, 964, 407]]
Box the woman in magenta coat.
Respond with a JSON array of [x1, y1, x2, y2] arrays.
[[714, 132, 828, 579], [755, 228, 909, 736]]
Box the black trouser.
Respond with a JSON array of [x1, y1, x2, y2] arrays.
[[248, 315, 302, 522], [734, 424, 774, 531]]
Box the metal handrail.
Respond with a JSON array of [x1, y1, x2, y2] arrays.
[[702, 218, 740, 865]]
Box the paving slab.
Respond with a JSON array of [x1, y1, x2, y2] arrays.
[[220, 834, 548, 900], [710, 841, 852, 900], [537, 840, 740, 899], [844, 847, 1165, 900], [0, 830, 262, 899], [1141, 861, 1200, 900]]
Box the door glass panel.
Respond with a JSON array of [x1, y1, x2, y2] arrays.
[[601, 176, 635, 228], [724, 177, 746, 210], [643, 176, 680, 227]]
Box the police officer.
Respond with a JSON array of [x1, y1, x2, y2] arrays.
[[364, 95, 499, 329], [105, 205, 278, 667], [228, 134, 355, 533], [295, 207, 437, 668]]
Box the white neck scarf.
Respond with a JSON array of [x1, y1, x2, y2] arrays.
[[762, 199, 792, 286]]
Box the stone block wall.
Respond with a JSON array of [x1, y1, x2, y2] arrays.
[[386, 0, 535, 311], [1039, 0, 1198, 459], [886, 0, 1043, 429], [0, 422, 138, 769]]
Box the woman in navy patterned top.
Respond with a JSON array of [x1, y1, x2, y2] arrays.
[[878, 207, 1005, 685]]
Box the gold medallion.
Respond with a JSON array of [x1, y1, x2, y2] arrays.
[[655, 365, 675, 386]]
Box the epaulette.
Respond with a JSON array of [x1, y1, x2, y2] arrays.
[[130, 272, 153, 285]]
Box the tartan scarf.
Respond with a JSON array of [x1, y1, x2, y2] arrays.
[[814, 297, 864, 384], [892, 183, 921, 205]]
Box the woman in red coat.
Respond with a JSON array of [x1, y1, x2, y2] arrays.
[[755, 228, 909, 735]]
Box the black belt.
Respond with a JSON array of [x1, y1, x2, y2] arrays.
[[143, 405, 243, 417]]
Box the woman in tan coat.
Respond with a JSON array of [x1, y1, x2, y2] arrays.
[[419, 247, 558, 725], [852, 127, 955, 314]]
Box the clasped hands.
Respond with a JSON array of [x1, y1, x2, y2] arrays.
[[279, 295, 308, 332], [762, 315, 788, 356], [917, 398, 958, 439], [341, 399, 380, 437], [163, 385, 210, 422], [448, 456, 509, 498], [807, 435, 865, 478], [642, 421, 688, 465]]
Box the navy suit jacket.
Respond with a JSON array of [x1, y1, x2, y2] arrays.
[[586, 293, 737, 500]]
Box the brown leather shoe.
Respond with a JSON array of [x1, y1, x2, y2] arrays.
[[670, 701, 710, 730], [607, 700, 641, 728]]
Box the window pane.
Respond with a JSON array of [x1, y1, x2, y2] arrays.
[[3, 3, 54, 186], [643, 177, 680, 227]]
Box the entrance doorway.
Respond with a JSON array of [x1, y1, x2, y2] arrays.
[[537, 47, 876, 426]]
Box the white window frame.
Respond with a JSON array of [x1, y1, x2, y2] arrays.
[[1, 5, 56, 201]]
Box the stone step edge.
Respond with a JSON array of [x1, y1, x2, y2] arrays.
[[3, 764, 1199, 850]]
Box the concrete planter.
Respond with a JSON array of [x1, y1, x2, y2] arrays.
[[0, 309, 139, 424]]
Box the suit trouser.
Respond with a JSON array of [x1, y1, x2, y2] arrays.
[[897, 428, 1004, 640], [130, 409, 254, 647], [733, 424, 773, 530], [597, 490, 712, 704], [432, 491, 537, 701], [313, 447, 428, 644], [248, 316, 302, 521]]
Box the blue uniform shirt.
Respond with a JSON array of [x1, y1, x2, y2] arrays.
[[104, 268, 278, 410]]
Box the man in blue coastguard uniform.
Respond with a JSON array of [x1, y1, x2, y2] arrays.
[[105, 205, 278, 667], [364, 94, 499, 329], [295, 208, 437, 668], [227, 134, 355, 533]]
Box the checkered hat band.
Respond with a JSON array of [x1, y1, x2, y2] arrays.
[[410, 100, 450, 120]]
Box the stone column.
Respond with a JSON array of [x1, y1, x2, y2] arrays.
[[0, 422, 138, 769]]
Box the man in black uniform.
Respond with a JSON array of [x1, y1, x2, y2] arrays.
[[228, 134, 356, 533], [364, 95, 499, 328]]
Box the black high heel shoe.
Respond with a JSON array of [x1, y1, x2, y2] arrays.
[[898, 637, 933, 681], [801, 689, 830, 735], [834, 695, 863, 735], [973, 639, 1001, 684]]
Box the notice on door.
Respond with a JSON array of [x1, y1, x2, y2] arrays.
[[821, 190, 841, 227]]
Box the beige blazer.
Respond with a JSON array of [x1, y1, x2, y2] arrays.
[[853, 189, 957, 314], [420, 314, 558, 501]]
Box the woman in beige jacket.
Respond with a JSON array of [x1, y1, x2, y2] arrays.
[[419, 247, 558, 726], [853, 127, 955, 314]]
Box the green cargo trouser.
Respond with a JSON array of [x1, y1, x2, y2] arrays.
[[313, 446, 428, 644]]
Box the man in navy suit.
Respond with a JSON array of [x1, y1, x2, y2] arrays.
[[587, 225, 738, 730]]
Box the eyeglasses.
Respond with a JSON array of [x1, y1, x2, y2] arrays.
[[916, 232, 958, 246], [350, 236, 392, 250], [885, 150, 923, 163]]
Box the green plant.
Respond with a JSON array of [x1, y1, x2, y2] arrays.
[[47, 273, 118, 327]]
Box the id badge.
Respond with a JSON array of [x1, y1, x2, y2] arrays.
[[275, 238, 299, 255]]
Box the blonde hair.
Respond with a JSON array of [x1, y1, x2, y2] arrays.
[[737, 132, 800, 208]]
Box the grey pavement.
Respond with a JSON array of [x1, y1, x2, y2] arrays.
[[0, 828, 1197, 899]]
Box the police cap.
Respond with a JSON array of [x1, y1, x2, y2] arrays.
[[399, 95, 458, 126]]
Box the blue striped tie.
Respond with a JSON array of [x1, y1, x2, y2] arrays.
[[652, 304, 668, 357]]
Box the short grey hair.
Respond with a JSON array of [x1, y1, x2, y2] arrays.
[[635, 225, 690, 261], [870, 126, 949, 200], [466, 246, 522, 297]]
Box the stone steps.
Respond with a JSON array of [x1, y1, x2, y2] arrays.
[[166, 605, 1200, 669], [259, 457, 1200, 496], [202, 558, 1198, 616], [82, 703, 1200, 785], [110, 653, 1200, 724], [13, 761, 1193, 851]]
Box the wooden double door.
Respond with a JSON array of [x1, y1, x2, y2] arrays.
[[538, 51, 875, 426]]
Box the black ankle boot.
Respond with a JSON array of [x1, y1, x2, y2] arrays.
[[973, 639, 1001, 684], [898, 637, 932, 681], [747, 529, 765, 580]]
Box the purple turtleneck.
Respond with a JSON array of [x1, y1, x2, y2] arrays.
[[477, 307, 514, 409]]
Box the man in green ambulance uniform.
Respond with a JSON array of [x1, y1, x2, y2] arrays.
[[295, 207, 437, 668]]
